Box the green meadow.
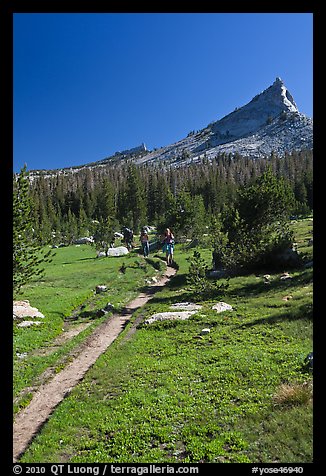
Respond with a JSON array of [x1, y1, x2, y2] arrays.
[[13, 243, 165, 413], [15, 218, 313, 463]]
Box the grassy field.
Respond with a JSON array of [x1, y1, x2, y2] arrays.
[[15, 218, 313, 463], [13, 243, 165, 413]]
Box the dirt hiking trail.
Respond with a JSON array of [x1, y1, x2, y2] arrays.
[[13, 266, 176, 462]]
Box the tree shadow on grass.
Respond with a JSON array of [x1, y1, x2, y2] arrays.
[[62, 257, 97, 264], [238, 302, 313, 329], [228, 269, 313, 299], [65, 309, 105, 321], [146, 271, 229, 306], [165, 272, 187, 289], [148, 290, 197, 307]]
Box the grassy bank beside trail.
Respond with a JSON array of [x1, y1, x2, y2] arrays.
[[18, 218, 313, 463], [13, 244, 165, 413]]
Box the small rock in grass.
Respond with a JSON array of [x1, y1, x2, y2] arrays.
[[17, 320, 43, 328], [144, 311, 196, 325], [95, 285, 107, 294], [211, 302, 233, 313]]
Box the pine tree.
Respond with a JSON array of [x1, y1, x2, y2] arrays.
[[93, 177, 116, 220], [65, 209, 79, 244], [146, 172, 158, 223], [186, 250, 229, 301], [220, 166, 296, 270], [13, 166, 53, 295], [125, 164, 146, 232], [237, 166, 295, 230], [92, 217, 116, 254]]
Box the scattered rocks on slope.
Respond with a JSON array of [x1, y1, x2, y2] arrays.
[[13, 300, 45, 320], [282, 295, 293, 301], [96, 246, 129, 258], [74, 237, 94, 245], [144, 311, 197, 325], [170, 302, 203, 311], [263, 274, 272, 284], [211, 302, 233, 313], [17, 321, 43, 328], [95, 285, 108, 294], [106, 246, 129, 257]]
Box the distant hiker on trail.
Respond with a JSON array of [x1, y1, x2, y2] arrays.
[[123, 227, 134, 251], [162, 228, 175, 266], [140, 227, 150, 258]]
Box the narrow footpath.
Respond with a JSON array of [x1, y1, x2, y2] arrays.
[[13, 265, 176, 462]]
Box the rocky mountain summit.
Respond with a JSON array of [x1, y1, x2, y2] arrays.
[[29, 78, 312, 177], [132, 77, 312, 167]]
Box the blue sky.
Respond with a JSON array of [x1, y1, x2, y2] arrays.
[[13, 13, 313, 172]]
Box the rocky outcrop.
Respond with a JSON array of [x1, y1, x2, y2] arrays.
[[144, 311, 197, 325], [211, 302, 233, 313], [74, 237, 94, 244], [13, 300, 45, 320], [13, 300, 45, 328], [106, 246, 129, 257]]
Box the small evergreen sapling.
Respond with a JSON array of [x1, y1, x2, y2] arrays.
[[186, 250, 228, 301]]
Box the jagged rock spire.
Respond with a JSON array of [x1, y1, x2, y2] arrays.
[[267, 77, 298, 112], [209, 77, 299, 141]]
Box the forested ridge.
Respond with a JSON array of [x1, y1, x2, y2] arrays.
[[19, 149, 312, 246]]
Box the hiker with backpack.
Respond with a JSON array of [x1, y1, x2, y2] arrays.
[[140, 227, 150, 258], [123, 227, 134, 251], [162, 228, 175, 266]]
